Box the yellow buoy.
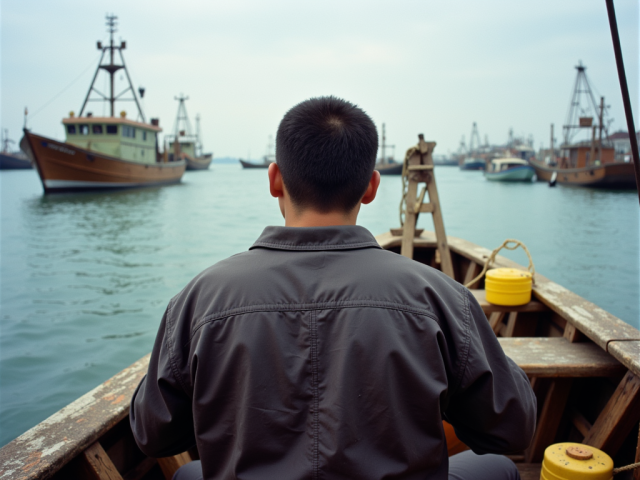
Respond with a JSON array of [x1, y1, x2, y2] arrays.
[[485, 268, 532, 306], [541, 443, 613, 480]]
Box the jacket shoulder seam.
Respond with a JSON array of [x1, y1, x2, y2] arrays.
[[453, 287, 473, 394], [165, 298, 190, 394]]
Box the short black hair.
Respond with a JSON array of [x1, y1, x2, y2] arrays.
[[276, 96, 378, 212]]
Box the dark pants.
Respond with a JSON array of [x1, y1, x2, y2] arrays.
[[172, 450, 521, 480]]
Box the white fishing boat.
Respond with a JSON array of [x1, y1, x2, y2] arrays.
[[484, 158, 535, 182]]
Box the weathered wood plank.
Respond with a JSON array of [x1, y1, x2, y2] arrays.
[[526, 379, 572, 462], [607, 341, 640, 379], [570, 409, 592, 439], [0, 354, 150, 480], [516, 463, 542, 480], [584, 371, 640, 456], [497, 338, 625, 377], [82, 442, 123, 480], [469, 290, 548, 314], [157, 452, 192, 480]]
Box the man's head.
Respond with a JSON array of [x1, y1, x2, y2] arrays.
[[270, 96, 379, 223]]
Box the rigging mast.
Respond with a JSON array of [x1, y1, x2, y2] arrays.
[[79, 14, 145, 122], [468, 122, 481, 154]]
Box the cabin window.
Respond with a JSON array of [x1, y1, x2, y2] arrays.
[[143, 131, 147, 141], [79, 124, 89, 135], [122, 126, 136, 138], [66, 125, 76, 134], [106, 125, 118, 135], [141, 149, 145, 156], [92, 125, 103, 134]]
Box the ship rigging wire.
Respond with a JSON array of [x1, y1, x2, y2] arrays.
[[27, 54, 102, 122]]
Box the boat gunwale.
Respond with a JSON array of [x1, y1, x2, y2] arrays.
[[375, 230, 640, 378]]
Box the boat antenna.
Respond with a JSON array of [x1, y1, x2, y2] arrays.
[[195, 114, 202, 156], [171, 95, 195, 141], [606, 0, 640, 200], [562, 62, 602, 146], [468, 122, 481, 154], [79, 14, 145, 122]]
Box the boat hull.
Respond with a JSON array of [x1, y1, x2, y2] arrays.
[[459, 161, 485, 170], [484, 165, 535, 182], [530, 160, 637, 189], [376, 162, 403, 175], [185, 154, 212, 171], [239, 159, 270, 169], [0, 152, 32, 169], [21, 131, 186, 194]]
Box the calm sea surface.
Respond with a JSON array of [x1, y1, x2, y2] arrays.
[[1, 165, 638, 446]]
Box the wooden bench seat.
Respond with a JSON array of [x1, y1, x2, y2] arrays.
[[498, 337, 625, 377], [470, 289, 548, 314]]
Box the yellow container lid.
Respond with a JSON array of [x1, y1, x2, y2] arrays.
[[541, 443, 613, 480], [486, 268, 532, 283]]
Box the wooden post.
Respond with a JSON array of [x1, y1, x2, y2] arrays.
[[81, 442, 123, 480], [400, 135, 454, 278], [584, 371, 640, 456]]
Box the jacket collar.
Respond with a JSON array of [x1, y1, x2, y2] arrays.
[[250, 225, 382, 251]]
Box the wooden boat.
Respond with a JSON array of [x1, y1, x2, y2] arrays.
[[2, 214, 639, 480], [167, 96, 212, 171], [530, 157, 636, 189], [485, 158, 535, 182], [375, 123, 403, 175], [239, 158, 270, 168], [0, 129, 32, 170], [375, 161, 403, 175], [21, 16, 185, 194], [531, 63, 637, 190]]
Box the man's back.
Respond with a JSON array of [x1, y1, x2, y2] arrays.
[[131, 226, 535, 479]]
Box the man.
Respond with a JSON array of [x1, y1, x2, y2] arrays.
[[131, 96, 536, 480]]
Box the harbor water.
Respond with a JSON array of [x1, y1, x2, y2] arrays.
[[0, 165, 638, 447]]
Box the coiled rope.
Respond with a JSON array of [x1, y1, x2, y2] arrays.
[[464, 239, 536, 288], [613, 461, 640, 474]]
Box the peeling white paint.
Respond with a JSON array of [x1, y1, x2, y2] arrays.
[[42, 441, 66, 457]]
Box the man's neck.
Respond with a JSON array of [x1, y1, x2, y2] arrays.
[[284, 205, 359, 228]]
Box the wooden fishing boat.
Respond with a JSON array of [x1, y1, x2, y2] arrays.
[[239, 158, 270, 168], [485, 158, 535, 182], [166, 96, 213, 171], [375, 161, 403, 175], [531, 62, 637, 190], [375, 123, 403, 175], [21, 16, 185, 194], [1, 171, 638, 479], [459, 156, 485, 170]]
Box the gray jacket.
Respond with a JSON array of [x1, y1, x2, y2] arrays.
[[131, 226, 536, 480]]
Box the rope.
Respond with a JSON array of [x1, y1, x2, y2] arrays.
[[614, 461, 640, 474], [464, 239, 536, 288]]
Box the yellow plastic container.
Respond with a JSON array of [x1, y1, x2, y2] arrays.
[[541, 443, 613, 480], [485, 268, 532, 306]]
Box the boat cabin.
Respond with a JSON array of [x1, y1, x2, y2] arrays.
[[560, 143, 615, 169], [168, 132, 197, 159], [487, 158, 529, 172], [62, 113, 161, 164]]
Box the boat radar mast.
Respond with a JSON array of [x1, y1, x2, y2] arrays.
[[562, 61, 609, 147], [79, 14, 145, 122]]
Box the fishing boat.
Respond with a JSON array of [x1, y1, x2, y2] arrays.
[[240, 136, 275, 169], [21, 16, 185, 194], [459, 156, 485, 170], [484, 158, 535, 182], [530, 63, 637, 190], [166, 96, 212, 171], [0, 129, 32, 170], [2, 136, 639, 480], [375, 123, 403, 175]]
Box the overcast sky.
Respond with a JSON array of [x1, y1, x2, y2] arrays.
[[1, 0, 638, 159]]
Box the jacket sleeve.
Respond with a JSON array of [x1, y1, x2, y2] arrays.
[[443, 288, 537, 455], [130, 302, 196, 457]]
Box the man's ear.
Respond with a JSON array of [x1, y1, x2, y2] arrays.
[[268, 163, 284, 198], [360, 170, 381, 205]]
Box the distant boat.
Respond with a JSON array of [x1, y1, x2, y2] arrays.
[[459, 157, 485, 170], [241, 136, 275, 169], [374, 122, 402, 175], [0, 129, 32, 170], [166, 96, 212, 171], [530, 62, 637, 190], [21, 15, 185, 193], [484, 158, 535, 182], [239, 158, 271, 169]]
